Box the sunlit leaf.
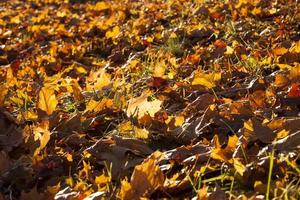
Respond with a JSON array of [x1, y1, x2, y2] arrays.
[[192, 71, 221, 88], [126, 90, 162, 119], [38, 87, 58, 115], [120, 158, 164, 199], [106, 26, 120, 39]]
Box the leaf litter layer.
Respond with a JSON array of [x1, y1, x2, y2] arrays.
[[0, 0, 299, 199]]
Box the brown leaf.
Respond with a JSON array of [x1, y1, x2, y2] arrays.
[[85, 135, 153, 179], [0, 151, 10, 176], [20, 188, 49, 200], [0, 110, 22, 152], [272, 130, 300, 152], [208, 184, 226, 200], [242, 118, 276, 143]]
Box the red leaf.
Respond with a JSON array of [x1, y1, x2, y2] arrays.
[[288, 82, 300, 97]]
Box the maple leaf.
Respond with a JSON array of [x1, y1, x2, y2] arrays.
[[126, 90, 162, 119], [38, 87, 58, 115], [120, 158, 164, 200], [86, 69, 111, 91], [192, 71, 221, 88]]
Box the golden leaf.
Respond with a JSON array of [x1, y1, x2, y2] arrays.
[[120, 158, 164, 200], [153, 62, 166, 77], [94, 1, 109, 11], [276, 129, 289, 139], [33, 120, 51, 156], [118, 121, 149, 139], [232, 158, 246, 176], [95, 174, 111, 187], [106, 26, 120, 39], [38, 87, 58, 115], [134, 128, 149, 139], [126, 90, 162, 119], [65, 177, 74, 187], [290, 41, 300, 53], [225, 46, 234, 55], [192, 71, 221, 88], [47, 182, 61, 194], [0, 85, 8, 107], [85, 98, 113, 113], [86, 69, 111, 91]]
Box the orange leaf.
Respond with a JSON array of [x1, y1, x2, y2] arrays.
[[288, 82, 300, 97], [120, 158, 164, 200], [272, 47, 288, 56]]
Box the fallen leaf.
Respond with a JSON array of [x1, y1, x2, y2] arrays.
[[38, 87, 58, 115], [0, 151, 10, 175], [120, 158, 164, 200], [126, 90, 162, 119], [272, 47, 288, 56], [0, 110, 23, 152], [0, 85, 8, 107], [192, 71, 221, 88], [106, 26, 120, 39], [287, 82, 300, 97]]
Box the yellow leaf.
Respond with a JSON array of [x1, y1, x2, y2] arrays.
[[118, 121, 133, 132], [276, 129, 289, 139], [290, 41, 300, 53], [192, 72, 221, 88], [244, 120, 254, 132], [10, 16, 20, 24], [79, 161, 91, 179], [95, 174, 111, 186], [134, 128, 149, 139], [225, 46, 234, 55], [277, 64, 292, 70], [76, 66, 87, 74], [153, 61, 166, 77], [66, 153, 73, 162], [33, 120, 50, 156], [47, 182, 61, 194], [274, 74, 289, 87], [86, 69, 111, 91], [233, 158, 246, 176], [85, 98, 113, 112], [65, 177, 74, 187], [38, 87, 58, 115], [94, 1, 109, 11], [126, 91, 162, 119], [118, 121, 149, 139], [174, 116, 184, 127], [226, 134, 239, 151], [106, 26, 120, 39]]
